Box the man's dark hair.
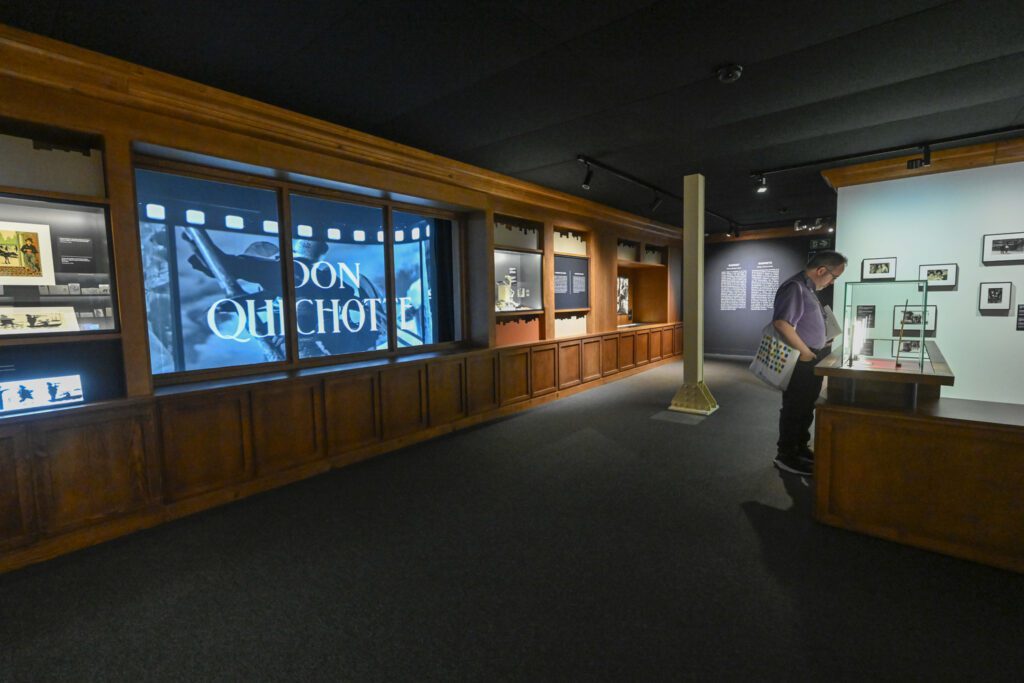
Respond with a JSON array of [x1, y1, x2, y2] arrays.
[[807, 250, 847, 269]]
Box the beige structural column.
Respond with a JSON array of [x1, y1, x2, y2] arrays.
[[668, 173, 719, 415]]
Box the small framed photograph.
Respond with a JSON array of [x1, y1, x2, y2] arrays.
[[860, 339, 875, 356], [861, 257, 896, 281], [892, 304, 937, 337], [891, 339, 921, 356], [855, 305, 875, 328], [982, 232, 1024, 265], [918, 263, 958, 291], [979, 282, 1013, 315]]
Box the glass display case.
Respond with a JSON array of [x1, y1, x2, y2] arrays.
[[494, 249, 542, 312], [840, 279, 935, 371]]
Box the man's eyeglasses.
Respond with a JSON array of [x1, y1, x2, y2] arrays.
[[822, 266, 841, 281]]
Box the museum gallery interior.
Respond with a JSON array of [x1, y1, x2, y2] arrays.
[[1, 3, 1023, 680]]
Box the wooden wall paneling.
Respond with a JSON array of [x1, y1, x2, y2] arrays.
[[465, 210, 495, 347], [542, 222, 555, 340], [594, 231, 618, 332], [324, 372, 381, 460], [104, 134, 153, 397], [159, 391, 253, 502], [251, 380, 325, 476], [661, 328, 674, 357], [635, 330, 650, 366], [635, 267, 669, 324], [466, 353, 499, 415], [428, 357, 467, 427], [0, 425, 35, 551], [531, 343, 557, 397], [649, 327, 663, 361], [815, 405, 1024, 573], [31, 406, 159, 535], [499, 348, 531, 405], [618, 331, 635, 370], [602, 335, 620, 377], [558, 341, 583, 389], [380, 364, 428, 441], [673, 325, 683, 355], [667, 246, 683, 322], [494, 316, 541, 346], [582, 338, 602, 382]]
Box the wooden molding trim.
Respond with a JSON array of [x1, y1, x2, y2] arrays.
[[705, 225, 827, 243], [821, 137, 1024, 189], [0, 23, 677, 238]]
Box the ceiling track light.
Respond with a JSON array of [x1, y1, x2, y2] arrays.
[[649, 194, 663, 213], [581, 164, 593, 190], [754, 175, 768, 194]]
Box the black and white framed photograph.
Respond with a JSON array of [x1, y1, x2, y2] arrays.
[[979, 281, 1013, 315], [891, 339, 921, 356], [982, 232, 1024, 265], [861, 256, 896, 281], [918, 263, 958, 290], [855, 304, 875, 328], [892, 304, 937, 337]]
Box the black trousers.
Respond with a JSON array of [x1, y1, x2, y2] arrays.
[[777, 349, 827, 454]]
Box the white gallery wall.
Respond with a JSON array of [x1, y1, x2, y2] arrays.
[[834, 161, 1024, 405]]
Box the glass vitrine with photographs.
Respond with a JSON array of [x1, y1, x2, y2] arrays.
[[0, 194, 117, 338], [840, 280, 934, 370]]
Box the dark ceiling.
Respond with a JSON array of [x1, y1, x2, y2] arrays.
[[3, 1, 1024, 232]]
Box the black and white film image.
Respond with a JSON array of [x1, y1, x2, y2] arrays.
[[617, 276, 630, 316], [861, 257, 896, 280], [978, 282, 1012, 313], [0, 374, 84, 414], [983, 232, 1024, 264], [892, 304, 937, 337]]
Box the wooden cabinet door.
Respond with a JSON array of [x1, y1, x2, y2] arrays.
[[251, 380, 325, 475], [160, 391, 252, 502], [325, 372, 381, 457], [466, 353, 499, 415], [0, 425, 35, 551], [531, 344, 557, 397], [32, 406, 158, 534], [381, 365, 428, 440], [428, 358, 467, 427], [499, 349, 530, 405]]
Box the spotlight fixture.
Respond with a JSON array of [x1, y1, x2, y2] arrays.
[[581, 164, 593, 190], [716, 63, 743, 84], [755, 175, 768, 194], [649, 194, 663, 213]]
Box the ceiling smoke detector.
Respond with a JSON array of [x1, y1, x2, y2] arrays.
[[716, 64, 743, 84]]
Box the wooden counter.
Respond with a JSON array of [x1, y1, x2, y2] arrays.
[[814, 392, 1024, 574]]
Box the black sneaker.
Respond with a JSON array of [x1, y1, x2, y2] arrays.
[[774, 451, 813, 476]]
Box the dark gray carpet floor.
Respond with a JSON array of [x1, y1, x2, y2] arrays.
[[1, 360, 1022, 682]]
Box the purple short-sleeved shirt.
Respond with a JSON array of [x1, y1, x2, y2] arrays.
[[772, 272, 826, 350]]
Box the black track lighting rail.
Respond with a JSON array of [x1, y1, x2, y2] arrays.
[[751, 124, 1024, 179]]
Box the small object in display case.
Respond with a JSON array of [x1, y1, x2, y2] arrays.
[[0, 306, 80, 335], [891, 339, 921, 356], [0, 374, 84, 414], [617, 276, 630, 317], [494, 249, 542, 312], [861, 256, 896, 281], [918, 263, 958, 290], [979, 282, 1013, 315], [891, 304, 937, 337], [0, 195, 117, 337], [982, 232, 1024, 265], [855, 304, 875, 328], [0, 220, 56, 286]]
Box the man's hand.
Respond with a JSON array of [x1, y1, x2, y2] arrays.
[[798, 350, 816, 362]]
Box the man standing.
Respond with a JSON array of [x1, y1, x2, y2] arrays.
[[771, 250, 847, 476]]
